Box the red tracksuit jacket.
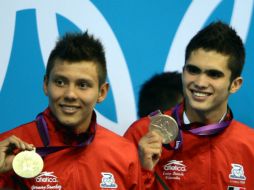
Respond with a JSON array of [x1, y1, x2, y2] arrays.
[[0, 108, 142, 190], [124, 104, 254, 190]]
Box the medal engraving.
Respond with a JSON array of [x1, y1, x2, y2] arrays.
[[149, 112, 179, 144], [12, 150, 44, 178]]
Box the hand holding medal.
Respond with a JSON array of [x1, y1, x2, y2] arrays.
[[0, 136, 38, 174], [149, 110, 179, 144]]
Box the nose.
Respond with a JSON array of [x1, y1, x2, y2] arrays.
[[193, 74, 209, 89], [64, 85, 77, 101]]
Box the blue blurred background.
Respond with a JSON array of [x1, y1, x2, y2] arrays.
[[0, 0, 253, 135]]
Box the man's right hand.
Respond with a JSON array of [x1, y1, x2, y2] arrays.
[[138, 131, 163, 171], [0, 135, 34, 173]]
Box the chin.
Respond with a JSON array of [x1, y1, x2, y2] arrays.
[[189, 101, 211, 111], [57, 117, 76, 127], [62, 121, 77, 127]]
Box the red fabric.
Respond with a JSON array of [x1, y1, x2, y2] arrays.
[[141, 168, 155, 189], [124, 104, 254, 190], [0, 108, 143, 190]]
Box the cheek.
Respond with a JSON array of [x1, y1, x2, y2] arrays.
[[216, 80, 231, 92], [47, 86, 62, 100], [182, 76, 191, 93], [80, 92, 99, 105], [182, 73, 192, 85], [212, 84, 231, 100]]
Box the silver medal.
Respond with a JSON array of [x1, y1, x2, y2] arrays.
[[149, 111, 179, 144], [12, 149, 44, 178]]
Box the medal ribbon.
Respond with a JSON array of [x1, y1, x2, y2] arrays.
[[173, 104, 232, 135], [163, 104, 232, 150], [35, 113, 95, 157]]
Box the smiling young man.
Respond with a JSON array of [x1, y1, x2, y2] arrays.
[[0, 32, 142, 189], [124, 21, 254, 189]]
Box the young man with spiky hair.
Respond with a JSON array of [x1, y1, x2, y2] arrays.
[[0, 32, 142, 189]]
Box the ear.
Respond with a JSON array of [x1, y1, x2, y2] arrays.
[[229, 76, 243, 94], [43, 76, 49, 96], [97, 83, 109, 103]]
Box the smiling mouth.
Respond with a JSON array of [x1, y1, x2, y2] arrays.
[[191, 90, 212, 97], [60, 105, 80, 113]]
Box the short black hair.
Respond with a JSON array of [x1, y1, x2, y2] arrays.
[[46, 31, 107, 86], [138, 71, 183, 118], [185, 21, 245, 81]]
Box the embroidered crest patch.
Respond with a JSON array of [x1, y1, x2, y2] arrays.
[[100, 172, 118, 189]]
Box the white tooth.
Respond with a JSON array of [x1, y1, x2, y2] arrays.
[[193, 92, 207, 97], [63, 106, 76, 111]]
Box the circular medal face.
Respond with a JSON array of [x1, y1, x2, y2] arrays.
[[149, 114, 179, 144], [12, 150, 44, 178]]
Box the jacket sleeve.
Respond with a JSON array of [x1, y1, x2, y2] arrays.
[[126, 143, 155, 190], [141, 168, 155, 189], [124, 118, 150, 147], [124, 118, 155, 189]]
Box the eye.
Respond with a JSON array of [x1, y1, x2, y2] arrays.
[[184, 65, 201, 75], [54, 79, 65, 87], [206, 70, 224, 79], [78, 81, 89, 89]]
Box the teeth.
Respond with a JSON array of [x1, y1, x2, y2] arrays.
[[193, 91, 208, 97], [62, 106, 77, 111]]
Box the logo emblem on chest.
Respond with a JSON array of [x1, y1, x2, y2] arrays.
[[100, 172, 118, 189], [229, 163, 246, 181], [162, 160, 187, 180]]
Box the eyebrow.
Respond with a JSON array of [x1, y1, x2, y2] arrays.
[[54, 73, 96, 83], [185, 64, 225, 76]]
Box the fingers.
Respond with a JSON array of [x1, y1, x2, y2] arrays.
[[138, 131, 163, 170], [142, 131, 163, 144], [0, 135, 34, 152], [0, 152, 15, 173], [139, 131, 163, 151], [0, 135, 34, 173]]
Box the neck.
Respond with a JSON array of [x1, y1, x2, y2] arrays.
[[74, 124, 90, 134], [55, 117, 91, 135], [185, 105, 227, 124]]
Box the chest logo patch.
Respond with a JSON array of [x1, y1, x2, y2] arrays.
[[229, 163, 246, 181], [33, 171, 62, 189], [100, 172, 118, 189], [162, 160, 187, 180]]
